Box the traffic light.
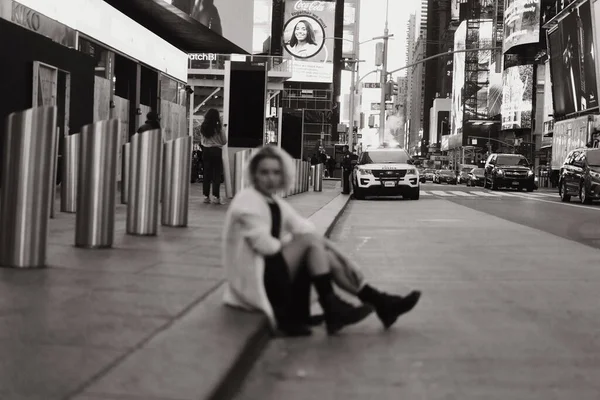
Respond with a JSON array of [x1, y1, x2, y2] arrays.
[[368, 115, 375, 128], [392, 81, 398, 97], [353, 126, 358, 134], [385, 81, 393, 101]]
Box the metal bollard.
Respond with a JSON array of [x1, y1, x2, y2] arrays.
[[303, 161, 309, 192], [313, 163, 323, 192], [60, 133, 80, 213], [49, 130, 60, 219], [127, 129, 162, 236], [0, 106, 57, 268], [75, 120, 120, 248], [233, 149, 250, 196], [121, 143, 131, 204], [162, 136, 192, 227], [310, 165, 315, 188]]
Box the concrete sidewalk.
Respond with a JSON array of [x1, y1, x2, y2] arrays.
[[0, 181, 350, 400]]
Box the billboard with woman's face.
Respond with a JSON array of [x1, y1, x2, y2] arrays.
[[283, 0, 336, 82]]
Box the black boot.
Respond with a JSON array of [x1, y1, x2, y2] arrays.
[[358, 285, 421, 329], [318, 294, 374, 335], [313, 273, 373, 335]]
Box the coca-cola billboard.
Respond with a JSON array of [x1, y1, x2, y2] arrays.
[[283, 0, 336, 83]]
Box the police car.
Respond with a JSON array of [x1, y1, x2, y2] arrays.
[[352, 147, 420, 200]]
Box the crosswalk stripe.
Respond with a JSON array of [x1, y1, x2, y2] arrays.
[[491, 191, 520, 197], [535, 193, 558, 198], [430, 190, 454, 197], [448, 191, 476, 197], [469, 191, 499, 197], [421, 191, 432, 196]]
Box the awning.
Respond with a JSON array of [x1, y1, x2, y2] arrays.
[[103, 0, 248, 55]]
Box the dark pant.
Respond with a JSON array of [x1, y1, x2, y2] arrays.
[[342, 167, 351, 194], [264, 256, 312, 328], [202, 146, 223, 198]]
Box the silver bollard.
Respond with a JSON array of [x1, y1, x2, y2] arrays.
[[303, 161, 309, 192], [310, 165, 315, 188], [233, 149, 251, 196], [313, 163, 323, 192], [49, 129, 60, 219], [75, 120, 120, 248], [296, 160, 301, 194], [0, 106, 57, 268], [121, 143, 131, 204], [162, 136, 192, 227], [127, 129, 162, 236], [60, 133, 80, 213]]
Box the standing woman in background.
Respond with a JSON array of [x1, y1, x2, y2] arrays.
[[200, 108, 227, 204]]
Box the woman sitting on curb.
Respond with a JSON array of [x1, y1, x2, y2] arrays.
[[222, 146, 421, 336]]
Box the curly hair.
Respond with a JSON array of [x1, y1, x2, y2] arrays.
[[245, 145, 296, 191], [200, 108, 221, 138]]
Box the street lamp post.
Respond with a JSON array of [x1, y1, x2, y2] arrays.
[[379, 0, 390, 145]]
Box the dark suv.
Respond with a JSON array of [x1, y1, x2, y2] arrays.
[[483, 153, 535, 191], [559, 147, 600, 204]]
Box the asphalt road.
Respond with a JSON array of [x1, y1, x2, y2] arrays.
[[235, 184, 600, 400], [419, 183, 600, 250]]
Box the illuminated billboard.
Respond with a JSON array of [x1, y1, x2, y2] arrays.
[[283, 0, 335, 83], [169, 0, 255, 53], [501, 64, 533, 129], [548, 0, 598, 116], [503, 0, 541, 53]]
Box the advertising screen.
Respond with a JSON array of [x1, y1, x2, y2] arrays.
[[283, 0, 335, 83], [501, 64, 533, 129], [548, 0, 598, 117], [169, 0, 254, 53], [451, 0, 460, 21], [503, 0, 541, 53], [488, 61, 503, 118], [450, 21, 467, 138], [342, 0, 357, 59], [465, 20, 493, 121]]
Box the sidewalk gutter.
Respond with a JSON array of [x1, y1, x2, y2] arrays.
[[206, 193, 352, 400]]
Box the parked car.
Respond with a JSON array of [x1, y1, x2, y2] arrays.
[[483, 153, 535, 191], [558, 147, 600, 204], [457, 164, 477, 184], [352, 147, 420, 200], [466, 167, 485, 187], [422, 169, 436, 181], [433, 169, 457, 184]]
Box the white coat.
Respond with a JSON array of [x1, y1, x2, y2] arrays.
[[222, 186, 316, 329]]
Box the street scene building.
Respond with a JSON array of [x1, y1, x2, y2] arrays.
[[1, 0, 600, 399]]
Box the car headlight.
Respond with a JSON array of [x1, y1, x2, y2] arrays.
[[527, 170, 534, 176], [590, 171, 600, 179], [358, 169, 372, 175], [496, 169, 504, 175], [407, 168, 417, 175]]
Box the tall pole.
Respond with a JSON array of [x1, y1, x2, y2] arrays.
[[348, 0, 361, 152], [379, 0, 389, 145], [348, 65, 356, 150]]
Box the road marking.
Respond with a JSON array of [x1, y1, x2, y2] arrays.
[[470, 191, 499, 197], [421, 191, 432, 196], [449, 191, 476, 197], [430, 190, 454, 197], [490, 191, 520, 197], [507, 194, 600, 211], [534, 193, 558, 198]]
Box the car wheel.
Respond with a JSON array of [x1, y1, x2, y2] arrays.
[[353, 186, 366, 200], [410, 187, 420, 200], [560, 181, 571, 202], [491, 177, 499, 191], [580, 184, 591, 204]]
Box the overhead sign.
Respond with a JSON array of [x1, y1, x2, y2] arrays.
[[0, 0, 76, 47], [363, 82, 381, 89]]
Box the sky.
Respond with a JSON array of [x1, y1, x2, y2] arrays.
[[341, 0, 421, 131]]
